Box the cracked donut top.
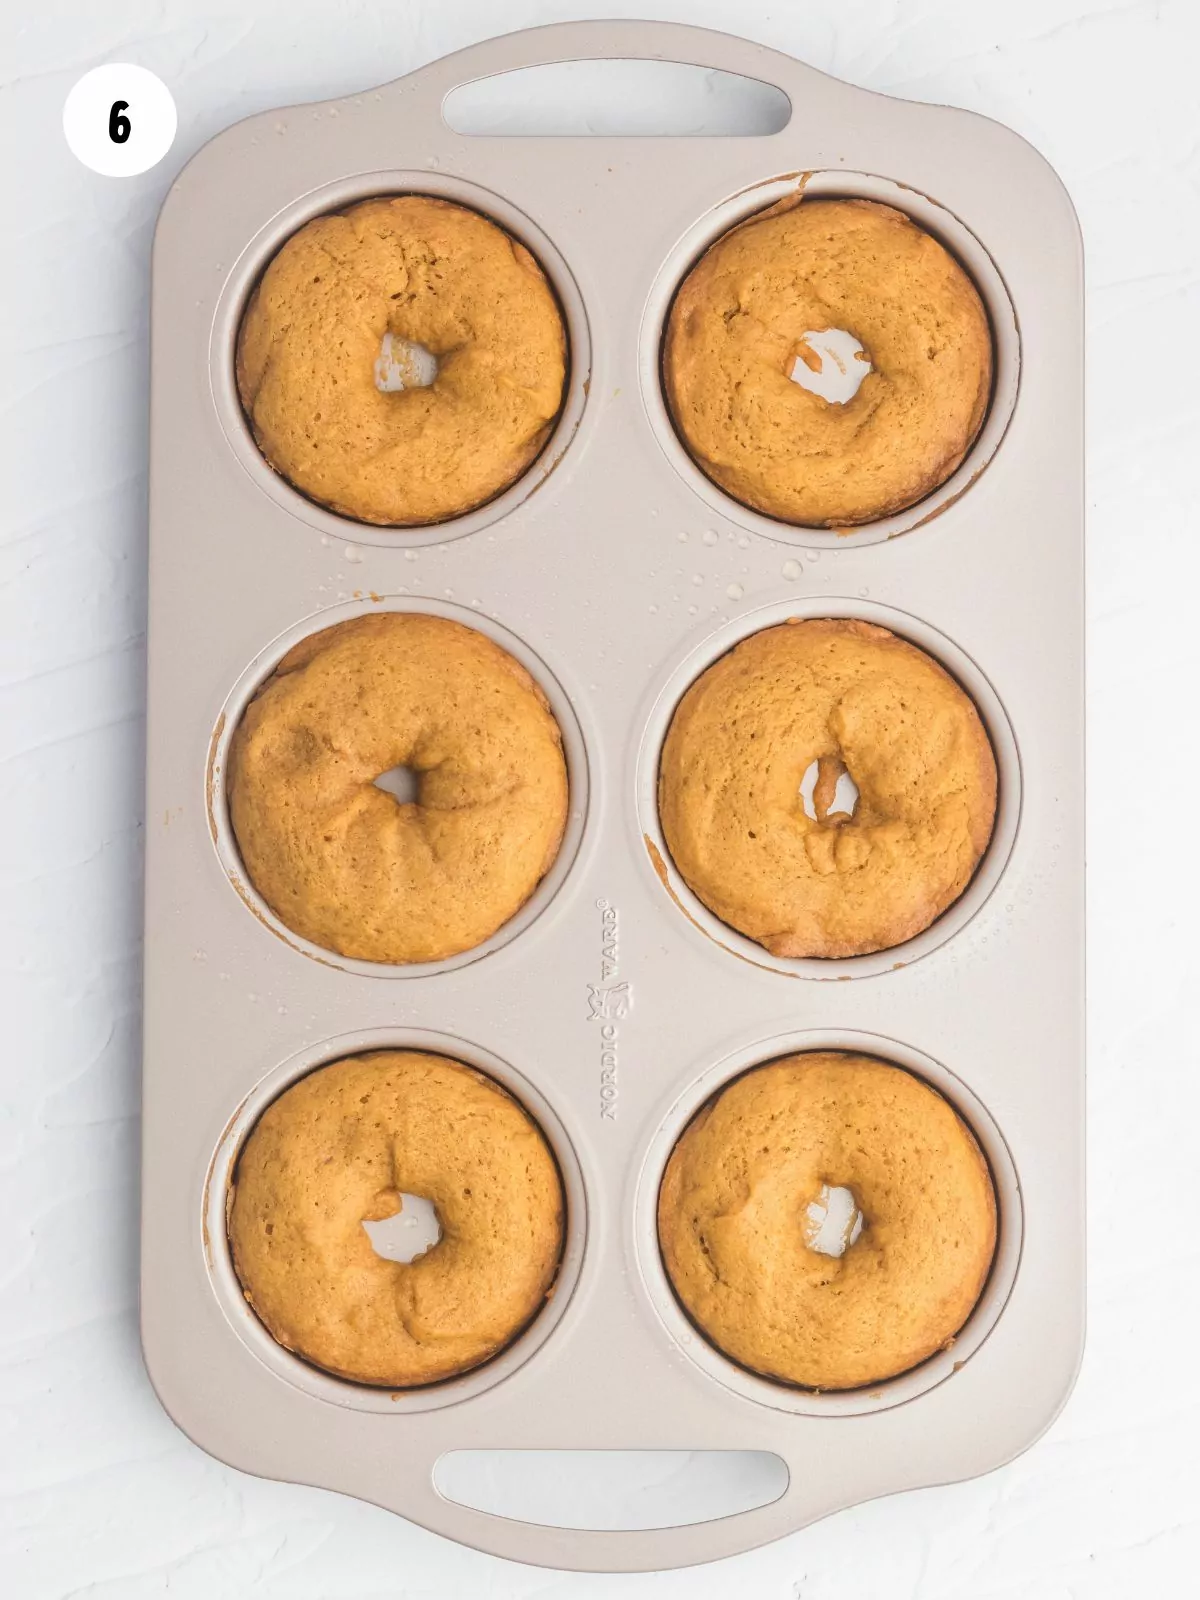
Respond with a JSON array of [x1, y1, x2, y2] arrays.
[[229, 1050, 565, 1387], [236, 195, 568, 525], [663, 197, 993, 526], [657, 619, 997, 958], [658, 1052, 997, 1390], [227, 612, 569, 964]]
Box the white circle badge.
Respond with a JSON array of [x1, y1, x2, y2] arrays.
[[63, 64, 177, 177]]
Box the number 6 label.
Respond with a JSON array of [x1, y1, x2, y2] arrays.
[[63, 64, 176, 177]]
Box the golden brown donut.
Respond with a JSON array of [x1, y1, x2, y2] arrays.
[[658, 1052, 997, 1390], [658, 619, 997, 959], [229, 1051, 565, 1387], [228, 612, 569, 964], [663, 197, 993, 526], [236, 196, 567, 525]]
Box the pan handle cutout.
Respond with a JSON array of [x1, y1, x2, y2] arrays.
[[433, 1449, 788, 1530], [442, 61, 791, 137]]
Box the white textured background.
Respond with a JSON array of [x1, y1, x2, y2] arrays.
[[3, 0, 1199, 1594]]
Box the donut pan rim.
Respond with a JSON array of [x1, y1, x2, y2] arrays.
[[143, 18, 1084, 1574]]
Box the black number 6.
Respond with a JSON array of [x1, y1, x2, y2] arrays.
[[108, 100, 131, 144]]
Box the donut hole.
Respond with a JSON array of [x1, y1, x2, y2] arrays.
[[803, 1183, 864, 1258], [373, 762, 420, 805], [786, 328, 872, 405], [374, 332, 439, 393], [798, 756, 860, 824], [361, 1190, 443, 1264]]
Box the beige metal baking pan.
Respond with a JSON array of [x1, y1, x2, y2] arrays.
[[142, 20, 1084, 1571]]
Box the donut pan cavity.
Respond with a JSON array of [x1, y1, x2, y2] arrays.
[[144, 22, 1083, 1573], [207, 595, 592, 979]]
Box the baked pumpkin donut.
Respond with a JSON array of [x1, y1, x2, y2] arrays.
[[236, 195, 568, 525], [658, 619, 997, 958], [663, 197, 993, 526], [229, 1051, 565, 1387], [228, 612, 569, 963], [658, 1052, 997, 1390]]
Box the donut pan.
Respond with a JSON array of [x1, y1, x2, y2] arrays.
[[142, 21, 1084, 1573]]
